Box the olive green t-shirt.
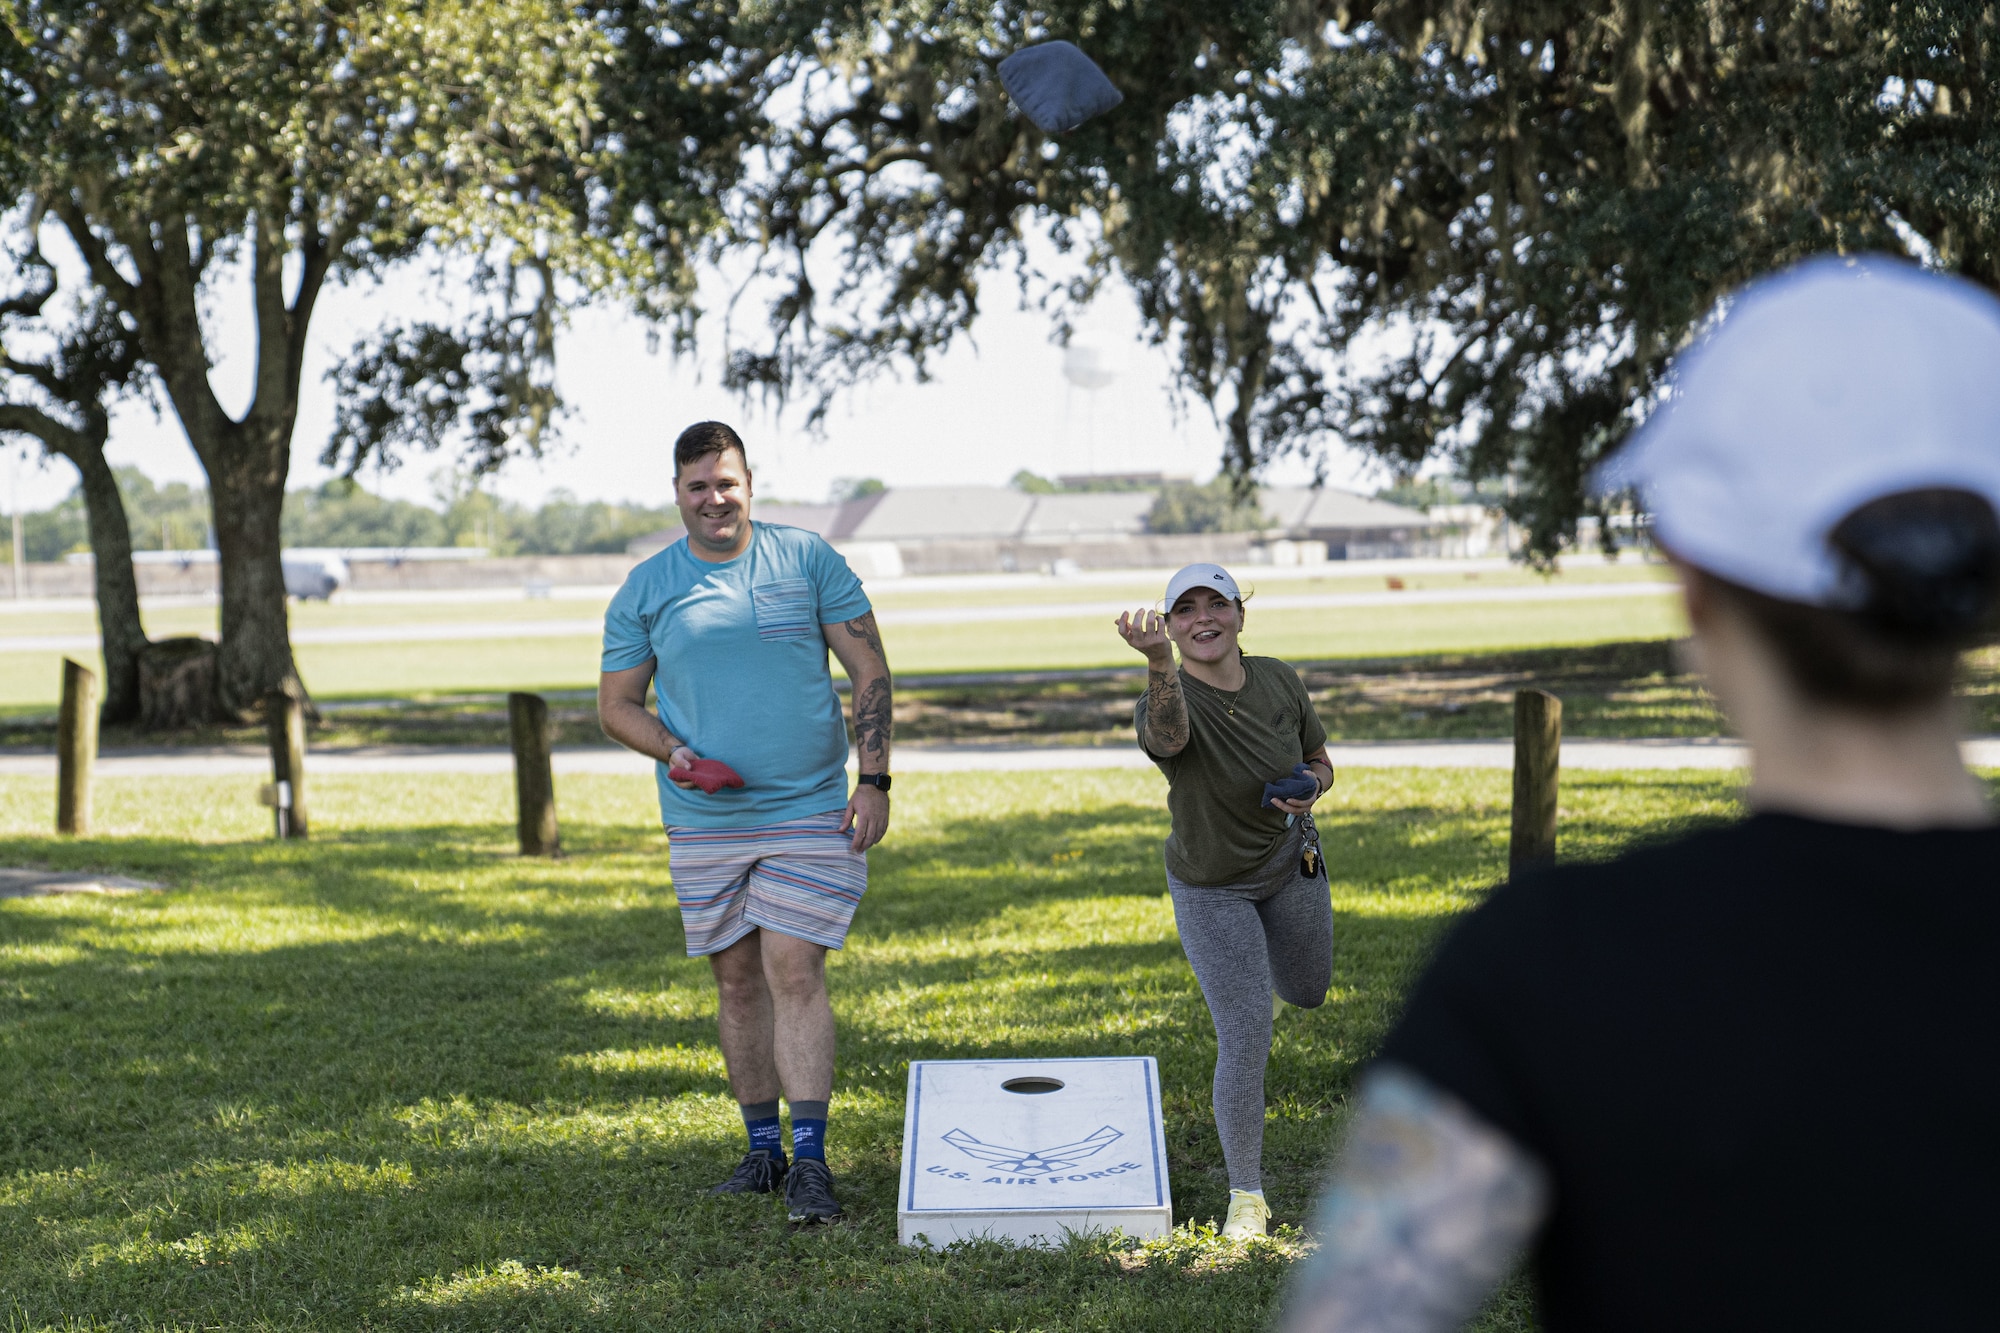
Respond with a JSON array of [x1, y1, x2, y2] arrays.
[[1134, 654, 1329, 887]]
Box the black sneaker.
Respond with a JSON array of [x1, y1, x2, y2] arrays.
[[708, 1148, 788, 1195], [783, 1157, 844, 1224]]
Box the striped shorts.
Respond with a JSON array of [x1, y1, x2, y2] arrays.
[[665, 811, 868, 957]]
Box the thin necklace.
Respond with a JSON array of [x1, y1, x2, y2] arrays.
[[1189, 657, 1248, 714]]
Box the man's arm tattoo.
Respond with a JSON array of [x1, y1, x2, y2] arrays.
[[1143, 664, 1190, 754], [1278, 1066, 1550, 1333], [841, 612, 885, 659], [853, 675, 893, 770]]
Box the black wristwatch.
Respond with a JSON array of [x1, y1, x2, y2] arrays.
[[855, 773, 892, 793]]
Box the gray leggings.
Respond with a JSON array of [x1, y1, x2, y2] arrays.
[[1167, 827, 1333, 1194]]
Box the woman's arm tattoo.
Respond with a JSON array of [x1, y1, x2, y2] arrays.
[[1278, 1066, 1550, 1333], [1143, 663, 1190, 754]]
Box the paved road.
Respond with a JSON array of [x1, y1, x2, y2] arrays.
[[2, 737, 1995, 777], [0, 580, 1679, 653]]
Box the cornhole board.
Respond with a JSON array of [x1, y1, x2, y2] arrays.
[[899, 1056, 1172, 1248]]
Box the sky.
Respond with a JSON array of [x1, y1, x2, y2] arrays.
[[4, 239, 1382, 516]]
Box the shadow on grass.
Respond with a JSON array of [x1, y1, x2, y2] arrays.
[[0, 774, 1745, 1331], [0, 791, 1492, 1160], [0, 837, 1301, 1327]]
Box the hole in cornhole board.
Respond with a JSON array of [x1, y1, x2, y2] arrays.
[[1002, 1076, 1065, 1094]]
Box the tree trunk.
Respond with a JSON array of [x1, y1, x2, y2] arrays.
[[139, 637, 218, 729], [55, 209, 321, 723], [62, 443, 149, 724], [208, 432, 305, 719]]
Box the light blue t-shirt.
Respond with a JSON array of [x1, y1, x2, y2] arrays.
[[601, 522, 872, 828]]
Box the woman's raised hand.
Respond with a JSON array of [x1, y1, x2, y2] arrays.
[[1117, 608, 1174, 665]]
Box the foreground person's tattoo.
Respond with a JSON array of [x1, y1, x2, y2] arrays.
[[1280, 1066, 1549, 1333], [1144, 664, 1190, 753]]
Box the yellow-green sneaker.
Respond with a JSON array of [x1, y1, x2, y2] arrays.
[[1222, 1189, 1270, 1239]]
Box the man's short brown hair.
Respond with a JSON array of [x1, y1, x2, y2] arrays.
[[674, 421, 746, 476]]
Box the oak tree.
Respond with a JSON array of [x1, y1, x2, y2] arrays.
[[0, 223, 150, 720], [0, 0, 618, 715], [719, 0, 2000, 556]]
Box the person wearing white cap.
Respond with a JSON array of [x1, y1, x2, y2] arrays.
[[1279, 255, 2000, 1331], [1116, 561, 1337, 1239]]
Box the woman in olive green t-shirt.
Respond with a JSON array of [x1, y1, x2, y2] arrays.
[[1117, 562, 1335, 1241]]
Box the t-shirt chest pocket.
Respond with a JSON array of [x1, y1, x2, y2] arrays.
[[751, 578, 815, 641]]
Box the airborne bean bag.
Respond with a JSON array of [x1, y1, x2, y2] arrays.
[[998, 41, 1123, 134]]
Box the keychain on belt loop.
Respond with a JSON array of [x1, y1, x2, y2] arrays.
[[1300, 813, 1324, 879]]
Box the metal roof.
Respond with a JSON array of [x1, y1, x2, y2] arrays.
[[625, 483, 1432, 554], [842, 486, 1038, 541], [1294, 489, 1430, 532], [1257, 487, 1319, 531], [754, 503, 843, 537], [622, 499, 870, 556], [1019, 492, 1155, 539]]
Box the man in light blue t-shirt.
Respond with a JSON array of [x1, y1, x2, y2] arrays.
[[599, 421, 892, 1226]]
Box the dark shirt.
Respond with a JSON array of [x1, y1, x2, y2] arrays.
[[1380, 812, 2000, 1331], [1135, 654, 1328, 886]]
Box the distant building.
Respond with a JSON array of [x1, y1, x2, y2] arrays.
[[1053, 471, 1188, 490], [1260, 488, 1436, 558], [841, 487, 1034, 543], [1019, 492, 1156, 542], [624, 499, 878, 559], [625, 482, 1456, 575]]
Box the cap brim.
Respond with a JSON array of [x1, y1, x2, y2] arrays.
[[1588, 433, 1652, 499]]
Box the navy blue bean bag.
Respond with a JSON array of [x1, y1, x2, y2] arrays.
[[998, 41, 1123, 133]]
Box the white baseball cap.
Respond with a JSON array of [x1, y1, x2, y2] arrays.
[[1592, 255, 2000, 607], [1164, 563, 1242, 609]]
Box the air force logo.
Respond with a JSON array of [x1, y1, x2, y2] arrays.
[[941, 1125, 1123, 1175]]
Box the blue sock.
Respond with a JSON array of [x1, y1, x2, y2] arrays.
[[789, 1099, 828, 1161], [741, 1101, 783, 1157]]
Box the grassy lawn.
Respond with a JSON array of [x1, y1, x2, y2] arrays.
[[5, 638, 1961, 755], [0, 767, 1754, 1331], [1, 629, 1995, 757], [0, 589, 1686, 712], [0, 559, 1672, 639], [871, 592, 1687, 678], [0, 559, 1682, 711], [886, 641, 1726, 748]]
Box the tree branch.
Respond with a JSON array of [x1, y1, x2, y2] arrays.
[[825, 145, 936, 178], [0, 268, 56, 321], [289, 211, 351, 354], [248, 207, 295, 425], [1, 355, 69, 401], [46, 198, 138, 309], [0, 401, 91, 457]]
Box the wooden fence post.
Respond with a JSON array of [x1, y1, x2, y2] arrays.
[[509, 691, 559, 857], [1510, 688, 1561, 873], [265, 688, 308, 839], [56, 658, 98, 836]]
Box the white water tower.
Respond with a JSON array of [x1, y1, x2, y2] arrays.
[[1061, 340, 1124, 476], [1062, 342, 1120, 391]]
